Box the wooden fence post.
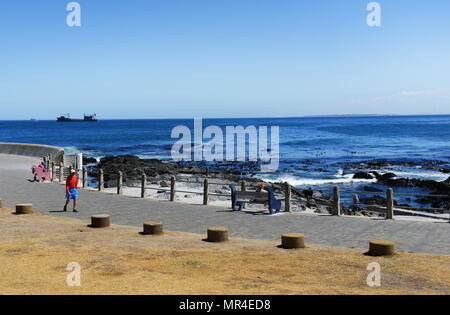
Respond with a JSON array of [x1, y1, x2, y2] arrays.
[[284, 182, 291, 212], [141, 173, 147, 198], [99, 169, 104, 191], [59, 163, 64, 182], [51, 161, 55, 180], [386, 188, 394, 219], [83, 167, 88, 188], [117, 171, 123, 195], [203, 178, 209, 205], [241, 180, 247, 209], [333, 186, 341, 216], [241, 180, 247, 191], [170, 176, 176, 201]]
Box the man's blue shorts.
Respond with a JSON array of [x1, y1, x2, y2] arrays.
[[66, 188, 78, 200]]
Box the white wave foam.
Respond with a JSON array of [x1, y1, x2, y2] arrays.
[[388, 170, 448, 182], [263, 168, 449, 187], [63, 146, 83, 155], [64, 146, 102, 160], [262, 174, 377, 187]]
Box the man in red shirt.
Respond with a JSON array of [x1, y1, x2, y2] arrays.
[[64, 169, 79, 212]]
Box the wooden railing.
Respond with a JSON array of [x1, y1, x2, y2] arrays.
[[50, 162, 449, 221]]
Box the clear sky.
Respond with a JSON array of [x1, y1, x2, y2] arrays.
[[1, 0, 449, 119]]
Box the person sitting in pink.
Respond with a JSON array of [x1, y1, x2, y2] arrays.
[[33, 162, 46, 182]]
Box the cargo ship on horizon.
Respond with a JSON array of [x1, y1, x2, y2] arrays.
[[57, 113, 98, 122]]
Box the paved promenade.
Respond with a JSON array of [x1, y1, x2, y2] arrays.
[[0, 154, 449, 255]]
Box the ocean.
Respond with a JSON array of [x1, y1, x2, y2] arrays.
[[1, 115, 449, 196]]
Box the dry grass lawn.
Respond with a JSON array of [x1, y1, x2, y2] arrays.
[[0, 208, 449, 295]]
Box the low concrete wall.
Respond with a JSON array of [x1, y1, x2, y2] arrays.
[[0, 143, 64, 163]]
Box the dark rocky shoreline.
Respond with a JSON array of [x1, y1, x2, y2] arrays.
[[345, 160, 450, 211], [339, 159, 450, 174], [86, 155, 450, 217]]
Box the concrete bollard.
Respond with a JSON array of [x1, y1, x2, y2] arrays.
[[386, 188, 394, 219], [284, 182, 291, 212], [59, 163, 64, 182], [333, 186, 341, 216], [368, 240, 395, 256], [117, 171, 123, 195], [170, 176, 176, 201], [15, 204, 34, 215], [83, 167, 88, 188], [91, 214, 111, 228], [207, 227, 229, 242], [141, 174, 147, 198], [203, 178, 209, 205], [99, 169, 104, 191], [281, 233, 306, 249], [143, 221, 163, 235]]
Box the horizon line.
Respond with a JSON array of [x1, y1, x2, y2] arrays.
[[2, 113, 450, 121]]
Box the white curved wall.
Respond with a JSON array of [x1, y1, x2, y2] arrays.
[[0, 143, 64, 163]]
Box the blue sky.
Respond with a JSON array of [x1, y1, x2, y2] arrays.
[[1, 0, 449, 119]]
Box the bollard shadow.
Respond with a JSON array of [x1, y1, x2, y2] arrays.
[[86, 224, 111, 229], [276, 245, 308, 250], [362, 252, 397, 257], [49, 210, 66, 213], [138, 232, 164, 236], [202, 238, 229, 243]]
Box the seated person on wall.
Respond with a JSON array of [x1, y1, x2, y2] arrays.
[[352, 194, 360, 214], [33, 162, 46, 182], [252, 182, 268, 205], [256, 182, 266, 192]]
